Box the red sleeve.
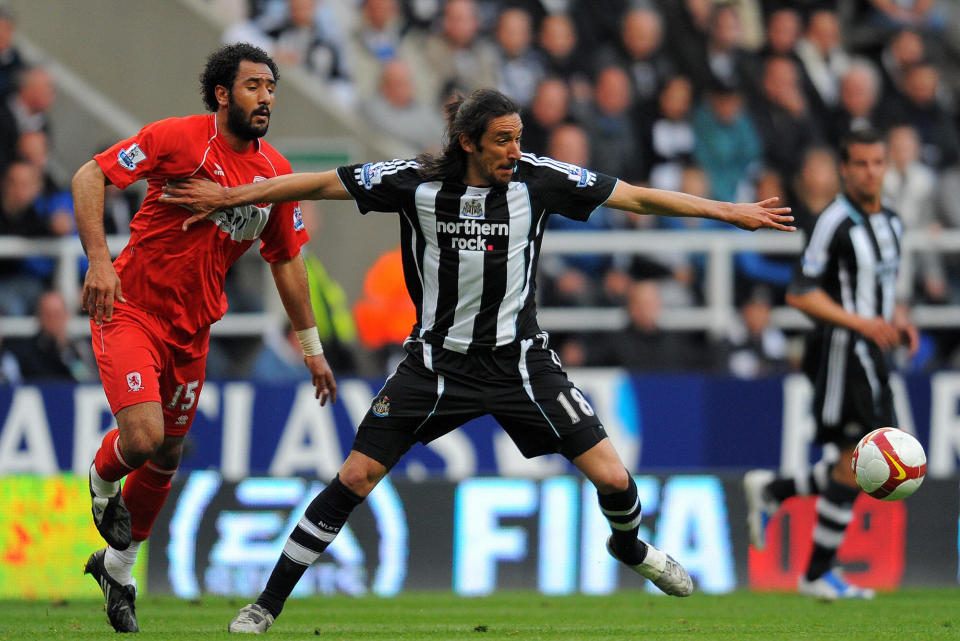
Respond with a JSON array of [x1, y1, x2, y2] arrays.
[[94, 117, 204, 190], [259, 201, 309, 262]]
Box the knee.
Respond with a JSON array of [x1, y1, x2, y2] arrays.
[[117, 422, 164, 468], [338, 463, 386, 499], [593, 466, 631, 495]]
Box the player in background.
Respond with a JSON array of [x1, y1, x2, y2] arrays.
[[72, 43, 336, 633], [744, 129, 918, 600], [161, 87, 794, 634]]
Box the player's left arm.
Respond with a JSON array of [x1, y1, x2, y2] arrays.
[[270, 255, 338, 405], [603, 181, 795, 231]]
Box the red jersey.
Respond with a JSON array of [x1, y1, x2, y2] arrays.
[[95, 114, 307, 335]]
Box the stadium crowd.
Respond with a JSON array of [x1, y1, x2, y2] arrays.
[[2, 0, 960, 381]]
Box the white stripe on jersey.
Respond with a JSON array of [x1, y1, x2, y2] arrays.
[[823, 327, 848, 425], [497, 183, 535, 344], [870, 214, 899, 320], [849, 225, 876, 318], [443, 187, 490, 351], [802, 199, 848, 278], [415, 182, 443, 337]]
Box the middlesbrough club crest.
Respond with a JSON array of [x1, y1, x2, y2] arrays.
[[126, 371, 143, 392]]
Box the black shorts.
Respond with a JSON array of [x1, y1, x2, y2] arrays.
[[805, 330, 895, 446], [353, 335, 607, 469]]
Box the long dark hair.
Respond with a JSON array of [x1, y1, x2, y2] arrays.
[[416, 88, 520, 182]]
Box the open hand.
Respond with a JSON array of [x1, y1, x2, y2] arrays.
[[726, 197, 795, 231], [160, 178, 227, 230]]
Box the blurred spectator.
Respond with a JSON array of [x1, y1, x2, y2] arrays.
[[879, 59, 960, 169], [594, 5, 675, 123], [347, 0, 418, 99], [0, 7, 24, 99], [9, 290, 96, 381], [877, 28, 925, 102], [854, 0, 946, 41], [493, 6, 544, 108], [0, 160, 50, 316], [0, 325, 21, 384], [883, 124, 944, 302], [828, 58, 883, 142], [699, 3, 752, 94], [723, 285, 790, 378], [251, 322, 311, 381], [692, 81, 762, 202], [734, 169, 795, 303], [353, 246, 416, 375], [262, 0, 353, 105], [755, 7, 802, 61], [789, 146, 840, 236], [0, 66, 56, 172], [299, 201, 358, 374], [664, 0, 712, 92], [16, 130, 74, 236], [519, 77, 570, 157], [102, 182, 141, 235], [582, 65, 645, 183], [750, 55, 824, 179], [588, 279, 716, 371], [419, 0, 499, 107], [795, 9, 850, 124], [361, 58, 443, 152], [541, 122, 629, 308], [536, 13, 592, 103], [648, 75, 696, 192]]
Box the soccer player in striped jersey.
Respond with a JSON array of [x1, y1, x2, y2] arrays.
[[744, 128, 919, 600], [163, 88, 794, 633]]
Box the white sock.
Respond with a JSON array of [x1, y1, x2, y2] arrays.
[[89, 462, 120, 498], [104, 540, 141, 586]]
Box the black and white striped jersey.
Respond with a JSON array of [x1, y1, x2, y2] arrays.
[[336, 154, 618, 353], [790, 193, 903, 322], [790, 193, 904, 428]]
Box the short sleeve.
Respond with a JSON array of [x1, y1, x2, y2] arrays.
[[336, 159, 420, 214], [519, 155, 618, 222], [258, 200, 309, 263], [94, 118, 199, 190], [789, 213, 845, 295]]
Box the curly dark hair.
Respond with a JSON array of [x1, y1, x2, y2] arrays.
[[199, 43, 279, 112], [416, 88, 521, 182]]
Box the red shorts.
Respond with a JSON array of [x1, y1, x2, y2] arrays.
[[91, 303, 210, 437]]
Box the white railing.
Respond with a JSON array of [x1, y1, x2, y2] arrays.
[[2, 229, 960, 338]]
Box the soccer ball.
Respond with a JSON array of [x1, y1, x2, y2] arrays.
[[851, 427, 926, 501]]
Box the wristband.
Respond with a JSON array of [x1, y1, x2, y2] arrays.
[[295, 327, 324, 356]]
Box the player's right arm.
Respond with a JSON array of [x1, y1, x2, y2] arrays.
[[72, 159, 124, 325], [161, 170, 352, 230]]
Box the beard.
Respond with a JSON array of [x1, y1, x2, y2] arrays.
[[227, 97, 270, 140]]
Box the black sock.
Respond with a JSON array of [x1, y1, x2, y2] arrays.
[[598, 474, 648, 565], [805, 477, 858, 581], [769, 461, 829, 502], [256, 475, 364, 618]]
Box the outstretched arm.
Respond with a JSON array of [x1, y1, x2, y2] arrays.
[[160, 170, 352, 230], [603, 181, 795, 231], [73, 159, 126, 324], [270, 255, 338, 405]]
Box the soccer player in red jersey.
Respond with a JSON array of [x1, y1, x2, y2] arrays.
[[71, 43, 337, 633]]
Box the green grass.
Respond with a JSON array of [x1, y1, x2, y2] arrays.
[[2, 589, 959, 640]]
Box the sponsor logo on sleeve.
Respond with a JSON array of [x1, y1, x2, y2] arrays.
[[359, 162, 385, 189], [566, 165, 597, 188], [117, 143, 147, 171]]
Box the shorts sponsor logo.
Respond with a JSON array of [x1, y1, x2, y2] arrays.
[[117, 143, 146, 171], [372, 395, 390, 417], [126, 372, 143, 392]]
